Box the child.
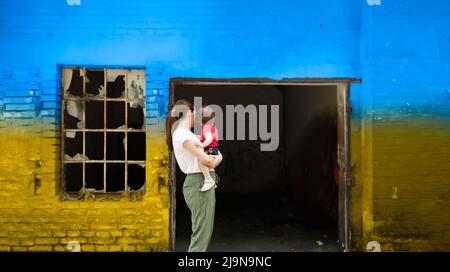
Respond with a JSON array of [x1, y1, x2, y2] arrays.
[[196, 106, 220, 191]]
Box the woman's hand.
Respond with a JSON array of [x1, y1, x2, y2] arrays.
[[195, 132, 213, 149], [194, 141, 208, 148], [183, 138, 223, 169], [209, 152, 223, 169]]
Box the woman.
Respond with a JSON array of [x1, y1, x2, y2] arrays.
[[166, 99, 223, 252]]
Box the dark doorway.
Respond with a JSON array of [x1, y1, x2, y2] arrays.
[[170, 81, 349, 252]]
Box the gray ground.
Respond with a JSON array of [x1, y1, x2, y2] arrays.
[[175, 195, 342, 252]]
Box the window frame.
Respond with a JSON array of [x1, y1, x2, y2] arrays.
[[60, 67, 147, 195]]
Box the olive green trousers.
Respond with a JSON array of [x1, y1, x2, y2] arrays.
[[183, 171, 216, 252]]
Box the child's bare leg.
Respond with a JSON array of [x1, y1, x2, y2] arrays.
[[198, 159, 211, 180], [198, 159, 214, 191]]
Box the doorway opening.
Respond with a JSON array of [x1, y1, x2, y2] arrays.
[[169, 79, 354, 252]]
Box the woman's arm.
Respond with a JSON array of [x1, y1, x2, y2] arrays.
[[183, 138, 222, 168], [210, 151, 222, 168]]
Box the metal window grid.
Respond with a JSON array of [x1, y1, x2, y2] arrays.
[[61, 68, 146, 193]]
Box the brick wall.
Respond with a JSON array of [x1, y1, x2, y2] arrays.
[[0, 0, 449, 252], [0, 66, 171, 252], [351, 0, 450, 251], [0, 0, 360, 252]]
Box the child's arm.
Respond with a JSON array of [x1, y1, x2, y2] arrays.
[[197, 131, 213, 148], [183, 138, 222, 168]]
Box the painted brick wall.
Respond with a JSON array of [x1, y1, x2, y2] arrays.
[[0, 0, 360, 252], [351, 0, 450, 251], [0, 0, 449, 252]]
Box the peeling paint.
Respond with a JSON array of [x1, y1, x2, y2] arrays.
[[65, 241, 81, 252], [367, 0, 381, 6], [391, 186, 399, 200], [366, 241, 381, 252], [66, 0, 81, 6]]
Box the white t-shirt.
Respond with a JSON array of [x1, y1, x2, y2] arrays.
[[172, 128, 210, 174]]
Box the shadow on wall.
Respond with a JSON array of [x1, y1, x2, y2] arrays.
[[296, 107, 338, 223]]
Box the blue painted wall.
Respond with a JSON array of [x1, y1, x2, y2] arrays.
[[356, 0, 450, 251], [1, 0, 449, 121], [0, 0, 361, 126], [360, 0, 450, 119]]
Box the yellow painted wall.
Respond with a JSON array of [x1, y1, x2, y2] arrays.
[[0, 124, 170, 252], [1, 114, 450, 252], [351, 116, 450, 251]]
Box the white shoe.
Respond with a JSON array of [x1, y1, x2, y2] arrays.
[[200, 180, 215, 191]]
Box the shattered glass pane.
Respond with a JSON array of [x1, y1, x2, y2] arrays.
[[62, 68, 148, 195], [86, 85, 104, 98], [107, 101, 125, 129], [86, 132, 104, 160], [127, 70, 145, 98], [85, 101, 104, 129], [64, 131, 83, 160], [127, 132, 146, 160], [106, 163, 125, 192], [63, 68, 83, 98], [64, 163, 83, 192], [64, 100, 83, 129], [85, 69, 105, 98], [127, 163, 145, 191], [106, 132, 125, 160], [127, 101, 145, 130], [106, 69, 126, 98], [85, 163, 104, 191], [65, 131, 76, 138]]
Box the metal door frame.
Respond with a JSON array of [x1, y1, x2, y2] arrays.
[[168, 78, 359, 252]]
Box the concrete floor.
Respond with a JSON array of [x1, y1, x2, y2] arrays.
[[175, 194, 342, 252]]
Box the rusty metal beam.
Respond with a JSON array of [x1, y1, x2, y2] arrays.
[[172, 77, 362, 86]]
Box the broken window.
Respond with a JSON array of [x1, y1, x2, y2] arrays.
[[62, 68, 146, 194]]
